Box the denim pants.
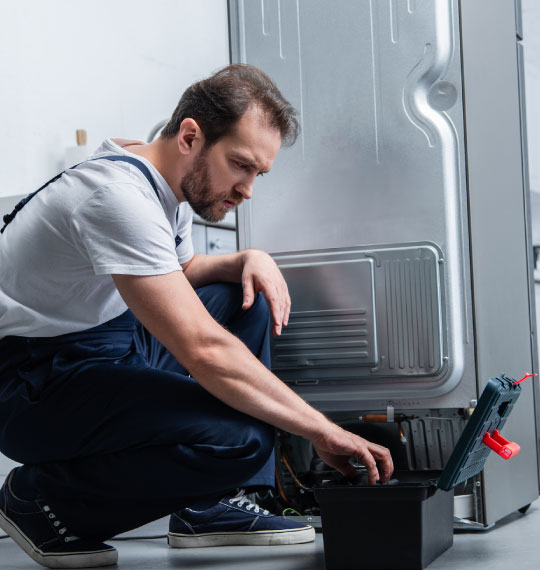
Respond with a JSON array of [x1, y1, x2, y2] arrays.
[[0, 283, 275, 540]]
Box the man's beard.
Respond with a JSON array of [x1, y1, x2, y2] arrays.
[[181, 151, 242, 223]]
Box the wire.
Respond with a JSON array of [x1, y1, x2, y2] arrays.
[[513, 373, 537, 385], [418, 417, 462, 421], [274, 465, 290, 503], [282, 507, 302, 517], [280, 450, 310, 491], [0, 534, 9, 539], [398, 423, 407, 444]]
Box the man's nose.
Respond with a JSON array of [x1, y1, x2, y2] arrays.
[[235, 179, 254, 200]]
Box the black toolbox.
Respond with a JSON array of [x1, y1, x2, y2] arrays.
[[314, 374, 526, 570]]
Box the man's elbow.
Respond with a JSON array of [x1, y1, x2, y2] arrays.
[[181, 326, 234, 376]]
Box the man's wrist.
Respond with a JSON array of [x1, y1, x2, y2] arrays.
[[238, 248, 264, 272], [297, 413, 337, 444], [240, 248, 260, 261]]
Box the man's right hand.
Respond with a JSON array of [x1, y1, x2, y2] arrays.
[[311, 425, 394, 485]]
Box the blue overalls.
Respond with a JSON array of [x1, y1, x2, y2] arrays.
[[0, 157, 275, 540]]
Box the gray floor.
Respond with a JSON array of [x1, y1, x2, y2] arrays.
[[1, 501, 539, 569]]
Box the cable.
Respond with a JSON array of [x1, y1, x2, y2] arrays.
[[280, 449, 312, 491], [513, 373, 537, 385], [282, 507, 302, 517], [417, 417, 462, 421], [0, 534, 9, 539], [274, 464, 290, 503]]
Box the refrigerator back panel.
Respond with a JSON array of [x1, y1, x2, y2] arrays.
[[271, 244, 445, 380], [230, 0, 476, 410]]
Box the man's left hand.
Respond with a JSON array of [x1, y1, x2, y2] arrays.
[[241, 249, 290, 335]]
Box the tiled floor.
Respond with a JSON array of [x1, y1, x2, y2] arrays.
[[1, 501, 539, 569]]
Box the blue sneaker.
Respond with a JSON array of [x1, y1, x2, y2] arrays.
[[168, 489, 315, 547], [0, 469, 118, 568]]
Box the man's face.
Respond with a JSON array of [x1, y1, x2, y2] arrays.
[[181, 108, 282, 223]]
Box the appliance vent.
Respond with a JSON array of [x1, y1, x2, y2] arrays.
[[272, 308, 375, 369], [384, 257, 441, 372]]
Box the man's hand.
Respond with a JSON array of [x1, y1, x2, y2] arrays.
[[311, 425, 394, 485], [241, 249, 291, 336]]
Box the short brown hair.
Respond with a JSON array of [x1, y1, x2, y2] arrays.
[[161, 64, 299, 147]]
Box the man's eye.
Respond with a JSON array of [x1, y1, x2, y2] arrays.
[[234, 161, 249, 171]]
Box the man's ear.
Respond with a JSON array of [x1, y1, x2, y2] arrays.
[[177, 118, 204, 156]]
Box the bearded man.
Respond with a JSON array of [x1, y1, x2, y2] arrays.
[[0, 64, 393, 569]]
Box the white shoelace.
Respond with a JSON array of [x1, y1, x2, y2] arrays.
[[43, 505, 80, 543], [228, 490, 269, 515]]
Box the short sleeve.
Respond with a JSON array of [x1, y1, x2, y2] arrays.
[[175, 204, 195, 265], [70, 183, 181, 275]]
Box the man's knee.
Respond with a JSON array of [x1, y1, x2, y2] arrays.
[[196, 282, 270, 329], [229, 414, 274, 465], [195, 282, 243, 324], [221, 415, 274, 474], [231, 420, 275, 484], [249, 419, 275, 465]]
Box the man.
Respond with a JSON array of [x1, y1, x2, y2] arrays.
[[0, 64, 393, 568]]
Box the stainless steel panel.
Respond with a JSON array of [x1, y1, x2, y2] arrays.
[[193, 210, 237, 230], [230, 0, 476, 409], [272, 244, 448, 398], [206, 226, 237, 255], [460, 0, 539, 524], [273, 256, 378, 371], [515, 0, 523, 39], [191, 223, 207, 255], [517, 40, 540, 470], [517, 42, 538, 374]]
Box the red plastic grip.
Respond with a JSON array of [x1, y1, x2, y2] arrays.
[[482, 429, 520, 460]]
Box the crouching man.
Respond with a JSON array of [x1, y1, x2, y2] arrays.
[[0, 64, 393, 568]]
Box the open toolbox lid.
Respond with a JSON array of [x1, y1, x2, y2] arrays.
[[437, 373, 532, 491]]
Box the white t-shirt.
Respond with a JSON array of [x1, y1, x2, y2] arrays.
[[0, 138, 194, 339]]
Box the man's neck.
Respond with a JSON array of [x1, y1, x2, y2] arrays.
[[123, 138, 186, 203]]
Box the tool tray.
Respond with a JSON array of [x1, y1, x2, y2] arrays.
[[314, 374, 523, 570]]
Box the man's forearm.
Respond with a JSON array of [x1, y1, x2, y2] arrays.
[[182, 252, 247, 288], [114, 270, 327, 440], [186, 329, 330, 442]]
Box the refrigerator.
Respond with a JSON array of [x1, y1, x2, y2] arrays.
[[228, 0, 539, 526]]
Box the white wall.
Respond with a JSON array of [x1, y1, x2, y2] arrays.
[[0, 0, 229, 199], [0, 0, 229, 478]]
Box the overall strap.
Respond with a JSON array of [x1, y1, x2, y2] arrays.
[[98, 155, 158, 195], [1, 155, 159, 234]]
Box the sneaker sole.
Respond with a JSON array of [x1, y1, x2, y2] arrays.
[[168, 526, 316, 548], [0, 508, 118, 569]]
